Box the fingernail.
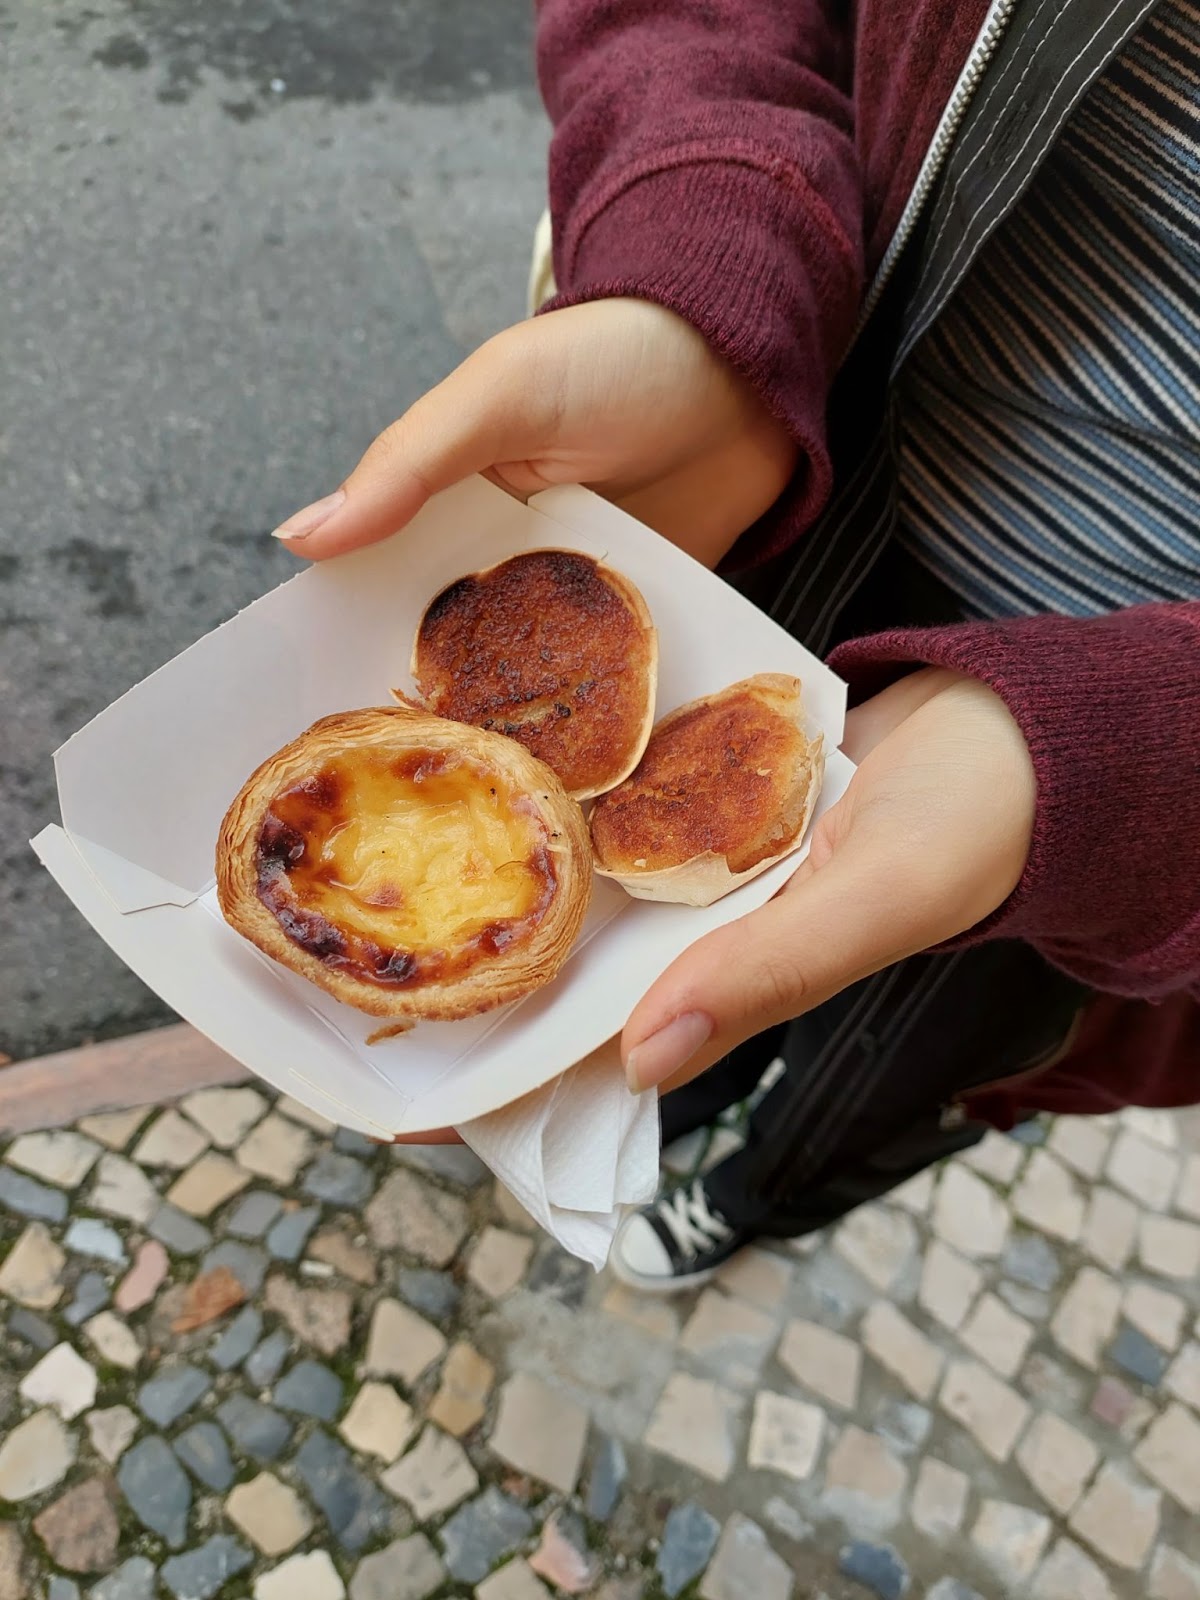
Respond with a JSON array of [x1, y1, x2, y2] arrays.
[[271, 489, 346, 541], [625, 1011, 713, 1094]]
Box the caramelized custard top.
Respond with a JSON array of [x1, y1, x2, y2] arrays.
[[415, 551, 651, 794], [590, 691, 802, 875], [255, 749, 557, 988]]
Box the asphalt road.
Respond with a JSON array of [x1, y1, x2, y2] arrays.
[[1, 0, 547, 1060]]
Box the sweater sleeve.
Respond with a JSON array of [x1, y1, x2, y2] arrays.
[[536, 0, 864, 551], [829, 602, 1200, 1001]]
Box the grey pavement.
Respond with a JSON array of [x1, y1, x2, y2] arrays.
[[1, 0, 547, 1059]]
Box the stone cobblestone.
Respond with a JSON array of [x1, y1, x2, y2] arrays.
[[1068, 1464, 1162, 1571], [1139, 1215, 1200, 1280], [226, 1474, 314, 1557], [1032, 1539, 1118, 1600], [1150, 1545, 1200, 1600], [1012, 1151, 1087, 1242], [963, 1129, 1026, 1186], [339, 1382, 417, 1462], [912, 1457, 969, 1538], [1082, 1187, 1140, 1272], [1135, 1404, 1200, 1513], [1125, 1282, 1187, 1350], [863, 1301, 944, 1399], [1053, 1266, 1123, 1368], [747, 1390, 825, 1481], [960, 1291, 1035, 1378], [1108, 1130, 1179, 1212], [658, 1503, 720, 1597], [919, 1239, 983, 1331], [822, 1426, 907, 1532], [5, 1087, 1200, 1599], [940, 1360, 1030, 1462], [645, 1372, 743, 1483], [933, 1165, 1011, 1258], [1015, 1410, 1100, 1514], [380, 1426, 478, 1521], [972, 1500, 1052, 1585], [132, 1111, 209, 1172], [1048, 1118, 1111, 1181], [699, 1513, 793, 1600], [428, 1341, 495, 1437], [835, 1204, 919, 1291], [166, 1154, 250, 1218], [777, 1317, 862, 1409]]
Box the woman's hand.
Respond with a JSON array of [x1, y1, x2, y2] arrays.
[[387, 668, 1035, 1144], [271, 299, 797, 571], [621, 669, 1038, 1093]]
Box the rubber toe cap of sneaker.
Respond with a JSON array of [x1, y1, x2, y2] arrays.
[[614, 1214, 673, 1281]]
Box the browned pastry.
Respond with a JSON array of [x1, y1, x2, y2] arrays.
[[216, 706, 591, 1021], [589, 674, 824, 907], [411, 549, 657, 800]]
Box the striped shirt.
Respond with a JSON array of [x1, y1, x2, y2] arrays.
[[897, 0, 1200, 620]]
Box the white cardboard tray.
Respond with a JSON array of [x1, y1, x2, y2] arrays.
[[32, 478, 853, 1136]]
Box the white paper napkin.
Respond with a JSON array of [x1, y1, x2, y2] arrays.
[[456, 1040, 660, 1269]]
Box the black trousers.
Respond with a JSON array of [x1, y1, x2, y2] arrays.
[[662, 941, 1089, 1235], [668, 539, 1091, 1236]]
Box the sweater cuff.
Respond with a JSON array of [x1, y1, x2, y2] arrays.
[[829, 607, 1200, 998], [541, 154, 860, 561]]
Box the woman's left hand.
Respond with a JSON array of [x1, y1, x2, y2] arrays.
[[621, 668, 1037, 1094], [388, 666, 1036, 1142]]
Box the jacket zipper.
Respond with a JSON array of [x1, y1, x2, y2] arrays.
[[855, 0, 1019, 333]]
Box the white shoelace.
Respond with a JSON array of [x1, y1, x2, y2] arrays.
[[656, 1180, 734, 1261]]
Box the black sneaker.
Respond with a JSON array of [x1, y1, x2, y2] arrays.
[[610, 1178, 751, 1293]]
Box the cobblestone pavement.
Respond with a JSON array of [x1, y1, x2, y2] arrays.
[[2, 1081, 1200, 1600]]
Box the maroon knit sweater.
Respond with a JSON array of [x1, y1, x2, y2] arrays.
[[538, 0, 1200, 1114]]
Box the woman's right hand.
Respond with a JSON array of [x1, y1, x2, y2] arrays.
[[272, 297, 797, 572]]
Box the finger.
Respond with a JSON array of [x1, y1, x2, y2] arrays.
[[272, 323, 563, 559], [622, 834, 934, 1095]]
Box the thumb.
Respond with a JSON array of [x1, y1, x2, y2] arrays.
[[271, 322, 562, 560], [622, 836, 932, 1095]]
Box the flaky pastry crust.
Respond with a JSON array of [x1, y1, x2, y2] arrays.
[[216, 706, 591, 1021], [411, 549, 657, 800], [589, 674, 825, 908]]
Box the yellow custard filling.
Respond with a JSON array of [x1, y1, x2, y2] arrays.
[[255, 751, 556, 985]]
